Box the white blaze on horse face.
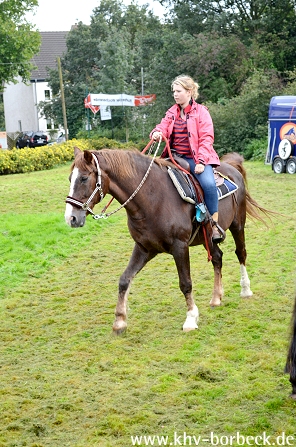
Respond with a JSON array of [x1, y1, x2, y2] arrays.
[[65, 167, 79, 226]]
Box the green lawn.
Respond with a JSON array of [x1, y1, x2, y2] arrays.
[[0, 160, 295, 447]]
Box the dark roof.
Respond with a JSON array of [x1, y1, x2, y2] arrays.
[[30, 31, 68, 81]]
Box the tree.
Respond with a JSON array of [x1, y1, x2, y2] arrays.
[[42, 0, 164, 139], [0, 0, 41, 87], [173, 32, 249, 102], [161, 0, 296, 44], [207, 70, 283, 155]]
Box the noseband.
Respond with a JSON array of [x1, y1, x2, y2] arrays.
[[66, 152, 105, 219]]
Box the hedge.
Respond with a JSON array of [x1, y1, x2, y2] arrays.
[[0, 138, 140, 175]]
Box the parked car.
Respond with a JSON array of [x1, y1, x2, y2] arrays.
[[15, 131, 48, 149], [48, 132, 66, 146]]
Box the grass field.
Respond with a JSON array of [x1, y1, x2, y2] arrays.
[[0, 159, 295, 447]]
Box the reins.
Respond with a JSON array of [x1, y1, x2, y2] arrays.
[[157, 136, 204, 205], [97, 136, 173, 218], [98, 138, 159, 215]]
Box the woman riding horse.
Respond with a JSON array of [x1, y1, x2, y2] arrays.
[[150, 74, 225, 243]]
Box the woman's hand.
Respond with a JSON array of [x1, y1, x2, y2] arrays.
[[194, 163, 205, 174], [152, 131, 163, 141]]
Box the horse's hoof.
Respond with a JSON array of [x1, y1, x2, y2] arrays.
[[240, 290, 253, 298], [183, 306, 199, 332], [183, 326, 198, 332], [112, 321, 127, 335], [209, 299, 222, 307]]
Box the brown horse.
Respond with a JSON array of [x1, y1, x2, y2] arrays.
[[65, 147, 268, 334]]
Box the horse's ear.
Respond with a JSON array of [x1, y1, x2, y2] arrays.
[[83, 150, 93, 165], [74, 146, 81, 157]]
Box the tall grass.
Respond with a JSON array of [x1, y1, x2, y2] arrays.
[[0, 161, 295, 446]]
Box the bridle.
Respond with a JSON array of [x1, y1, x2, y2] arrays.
[[66, 140, 162, 220], [66, 152, 105, 218]]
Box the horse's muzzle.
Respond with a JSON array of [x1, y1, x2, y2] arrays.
[[67, 215, 86, 228], [65, 205, 86, 228]]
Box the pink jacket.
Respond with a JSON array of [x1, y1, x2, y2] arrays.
[[150, 100, 220, 166]]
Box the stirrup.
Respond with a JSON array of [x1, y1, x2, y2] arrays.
[[212, 221, 226, 243]]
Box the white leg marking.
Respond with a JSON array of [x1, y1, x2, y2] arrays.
[[240, 264, 253, 298], [65, 167, 79, 225], [210, 269, 223, 307], [113, 284, 130, 333], [183, 304, 199, 332]]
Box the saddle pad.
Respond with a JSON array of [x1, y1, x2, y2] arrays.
[[168, 167, 238, 204], [215, 171, 238, 200], [167, 167, 196, 204]]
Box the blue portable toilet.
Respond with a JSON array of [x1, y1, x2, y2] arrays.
[[266, 96, 296, 173]]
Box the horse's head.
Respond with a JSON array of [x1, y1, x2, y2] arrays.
[[65, 147, 108, 228]]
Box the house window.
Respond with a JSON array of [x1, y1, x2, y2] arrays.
[[46, 119, 52, 130], [44, 90, 51, 100]]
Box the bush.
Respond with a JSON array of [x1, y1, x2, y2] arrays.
[[0, 138, 141, 175], [243, 137, 268, 161], [85, 137, 142, 151], [0, 140, 80, 175], [207, 70, 283, 156]]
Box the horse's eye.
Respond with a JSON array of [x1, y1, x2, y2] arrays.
[[81, 176, 88, 183]]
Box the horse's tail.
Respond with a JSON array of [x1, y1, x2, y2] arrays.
[[220, 152, 272, 225], [285, 293, 296, 395]]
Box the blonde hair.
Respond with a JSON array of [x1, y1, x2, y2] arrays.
[[171, 75, 199, 100]]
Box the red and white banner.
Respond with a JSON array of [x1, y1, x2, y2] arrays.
[[134, 94, 156, 106], [84, 94, 100, 114], [89, 93, 156, 107]]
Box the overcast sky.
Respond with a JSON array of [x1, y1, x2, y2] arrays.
[[26, 0, 165, 31]]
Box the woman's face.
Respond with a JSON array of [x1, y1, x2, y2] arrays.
[[172, 83, 191, 108]]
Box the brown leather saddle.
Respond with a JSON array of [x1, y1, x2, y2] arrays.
[[167, 153, 238, 203], [166, 153, 205, 207]]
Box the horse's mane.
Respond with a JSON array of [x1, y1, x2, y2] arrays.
[[71, 149, 140, 178], [72, 148, 171, 178], [98, 149, 171, 176], [99, 149, 141, 178]]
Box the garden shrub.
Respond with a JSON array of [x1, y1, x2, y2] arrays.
[[244, 137, 268, 161], [85, 138, 141, 151], [0, 138, 140, 175]]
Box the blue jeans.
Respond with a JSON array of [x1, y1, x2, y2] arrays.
[[184, 157, 218, 215]]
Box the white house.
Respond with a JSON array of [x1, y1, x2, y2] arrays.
[[3, 31, 68, 147]]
